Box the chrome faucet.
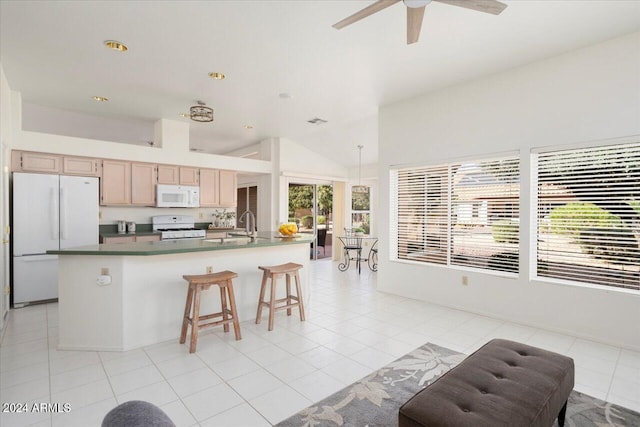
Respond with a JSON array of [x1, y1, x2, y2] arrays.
[[239, 210, 256, 238]]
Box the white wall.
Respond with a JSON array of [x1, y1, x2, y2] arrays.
[[378, 32, 640, 350], [0, 63, 13, 327]]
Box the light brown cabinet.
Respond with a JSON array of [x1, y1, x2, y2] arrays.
[[199, 169, 237, 208], [102, 235, 136, 244], [102, 234, 160, 244], [206, 231, 228, 239], [179, 167, 199, 186], [63, 156, 100, 176], [101, 160, 131, 205], [12, 151, 62, 173], [134, 235, 161, 242], [157, 165, 180, 185], [199, 169, 219, 207], [218, 170, 238, 207], [131, 162, 157, 206]]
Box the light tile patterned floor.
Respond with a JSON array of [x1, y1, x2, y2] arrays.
[[1, 259, 639, 426]]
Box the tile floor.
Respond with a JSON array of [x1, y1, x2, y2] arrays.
[[1, 259, 639, 426]]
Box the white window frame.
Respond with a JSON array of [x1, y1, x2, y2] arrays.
[[390, 152, 520, 276], [531, 137, 640, 292]]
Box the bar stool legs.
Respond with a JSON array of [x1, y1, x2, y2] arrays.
[[180, 271, 241, 353], [256, 263, 305, 331]]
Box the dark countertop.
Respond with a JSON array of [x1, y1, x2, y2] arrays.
[[48, 231, 313, 256]]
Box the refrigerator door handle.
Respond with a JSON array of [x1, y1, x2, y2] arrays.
[[51, 187, 59, 240], [60, 187, 67, 240]]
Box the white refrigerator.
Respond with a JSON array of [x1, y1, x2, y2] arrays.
[[12, 173, 99, 305]]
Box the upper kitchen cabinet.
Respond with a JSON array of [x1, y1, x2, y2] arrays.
[[63, 156, 100, 176], [101, 160, 131, 205], [199, 168, 219, 207], [12, 151, 62, 173], [157, 165, 179, 185], [131, 162, 157, 206], [199, 169, 237, 207], [218, 170, 238, 207], [179, 167, 199, 186]]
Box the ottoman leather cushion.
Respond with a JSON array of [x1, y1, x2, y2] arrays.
[[399, 339, 575, 427]]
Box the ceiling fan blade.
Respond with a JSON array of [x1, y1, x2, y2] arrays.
[[433, 0, 507, 15], [407, 6, 426, 44], [332, 0, 401, 29]]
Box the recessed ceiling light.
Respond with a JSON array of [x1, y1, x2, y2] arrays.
[[279, 93, 292, 99], [208, 72, 225, 80], [104, 40, 128, 52], [92, 96, 109, 102], [244, 125, 254, 129]]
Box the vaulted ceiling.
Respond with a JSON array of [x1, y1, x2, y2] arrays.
[[1, 1, 638, 166]]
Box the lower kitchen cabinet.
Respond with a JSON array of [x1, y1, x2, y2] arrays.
[[135, 235, 161, 242], [101, 235, 161, 244]]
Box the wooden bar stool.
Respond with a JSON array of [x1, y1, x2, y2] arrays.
[[256, 262, 305, 331], [180, 270, 241, 353]]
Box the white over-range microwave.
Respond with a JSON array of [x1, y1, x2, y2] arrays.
[[156, 185, 200, 208]]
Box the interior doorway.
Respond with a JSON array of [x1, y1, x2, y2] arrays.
[[236, 186, 257, 230], [288, 182, 333, 260]]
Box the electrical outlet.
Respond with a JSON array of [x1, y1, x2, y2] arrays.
[[98, 211, 103, 219], [101, 268, 109, 275], [206, 266, 213, 274], [199, 212, 204, 219], [462, 275, 469, 286]]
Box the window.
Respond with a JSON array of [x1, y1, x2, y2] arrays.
[[535, 142, 640, 290], [391, 155, 520, 274], [351, 187, 370, 233]]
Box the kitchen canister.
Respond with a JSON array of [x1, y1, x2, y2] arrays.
[[127, 221, 136, 234], [117, 220, 127, 234]]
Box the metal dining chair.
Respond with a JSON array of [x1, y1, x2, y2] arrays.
[[338, 231, 363, 273], [368, 239, 378, 272]]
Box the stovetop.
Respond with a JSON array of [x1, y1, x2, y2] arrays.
[[152, 215, 206, 240]]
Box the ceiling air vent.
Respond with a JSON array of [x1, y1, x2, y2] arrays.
[[307, 117, 328, 125]]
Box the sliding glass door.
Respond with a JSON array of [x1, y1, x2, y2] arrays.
[[288, 182, 333, 260]]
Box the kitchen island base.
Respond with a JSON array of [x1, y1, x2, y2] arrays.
[[57, 243, 309, 351]]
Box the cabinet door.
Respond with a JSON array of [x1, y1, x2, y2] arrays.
[[157, 165, 180, 185], [135, 235, 161, 242], [206, 231, 227, 239], [131, 162, 156, 206], [101, 160, 131, 205], [16, 151, 62, 173], [102, 236, 135, 244], [63, 156, 99, 176], [199, 169, 219, 207], [218, 170, 237, 207], [179, 167, 200, 185]]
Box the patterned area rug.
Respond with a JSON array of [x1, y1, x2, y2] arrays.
[[276, 343, 640, 427]]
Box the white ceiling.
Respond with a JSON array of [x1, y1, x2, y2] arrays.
[[1, 1, 639, 167]]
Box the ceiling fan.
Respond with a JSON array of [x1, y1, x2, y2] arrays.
[[332, 0, 508, 45]]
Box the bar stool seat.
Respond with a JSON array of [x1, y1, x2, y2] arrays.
[[256, 262, 305, 331], [180, 270, 241, 353]]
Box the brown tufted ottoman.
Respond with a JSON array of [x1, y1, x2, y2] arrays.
[[399, 339, 575, 427]]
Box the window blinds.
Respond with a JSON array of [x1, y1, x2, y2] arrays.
[[451, 157, 520, 272], [536, 143, 640, 289], [391, 155, 520, 274], [536, 142, 640, 290]]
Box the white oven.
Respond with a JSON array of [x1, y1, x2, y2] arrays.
[[156, 185, 200, 208]]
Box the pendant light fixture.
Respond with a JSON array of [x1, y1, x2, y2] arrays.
[[352, 145, 369, 193], [190, 100, 214, 122]]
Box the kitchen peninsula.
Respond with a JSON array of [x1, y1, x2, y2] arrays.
[[48, 232, 312, 351]]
